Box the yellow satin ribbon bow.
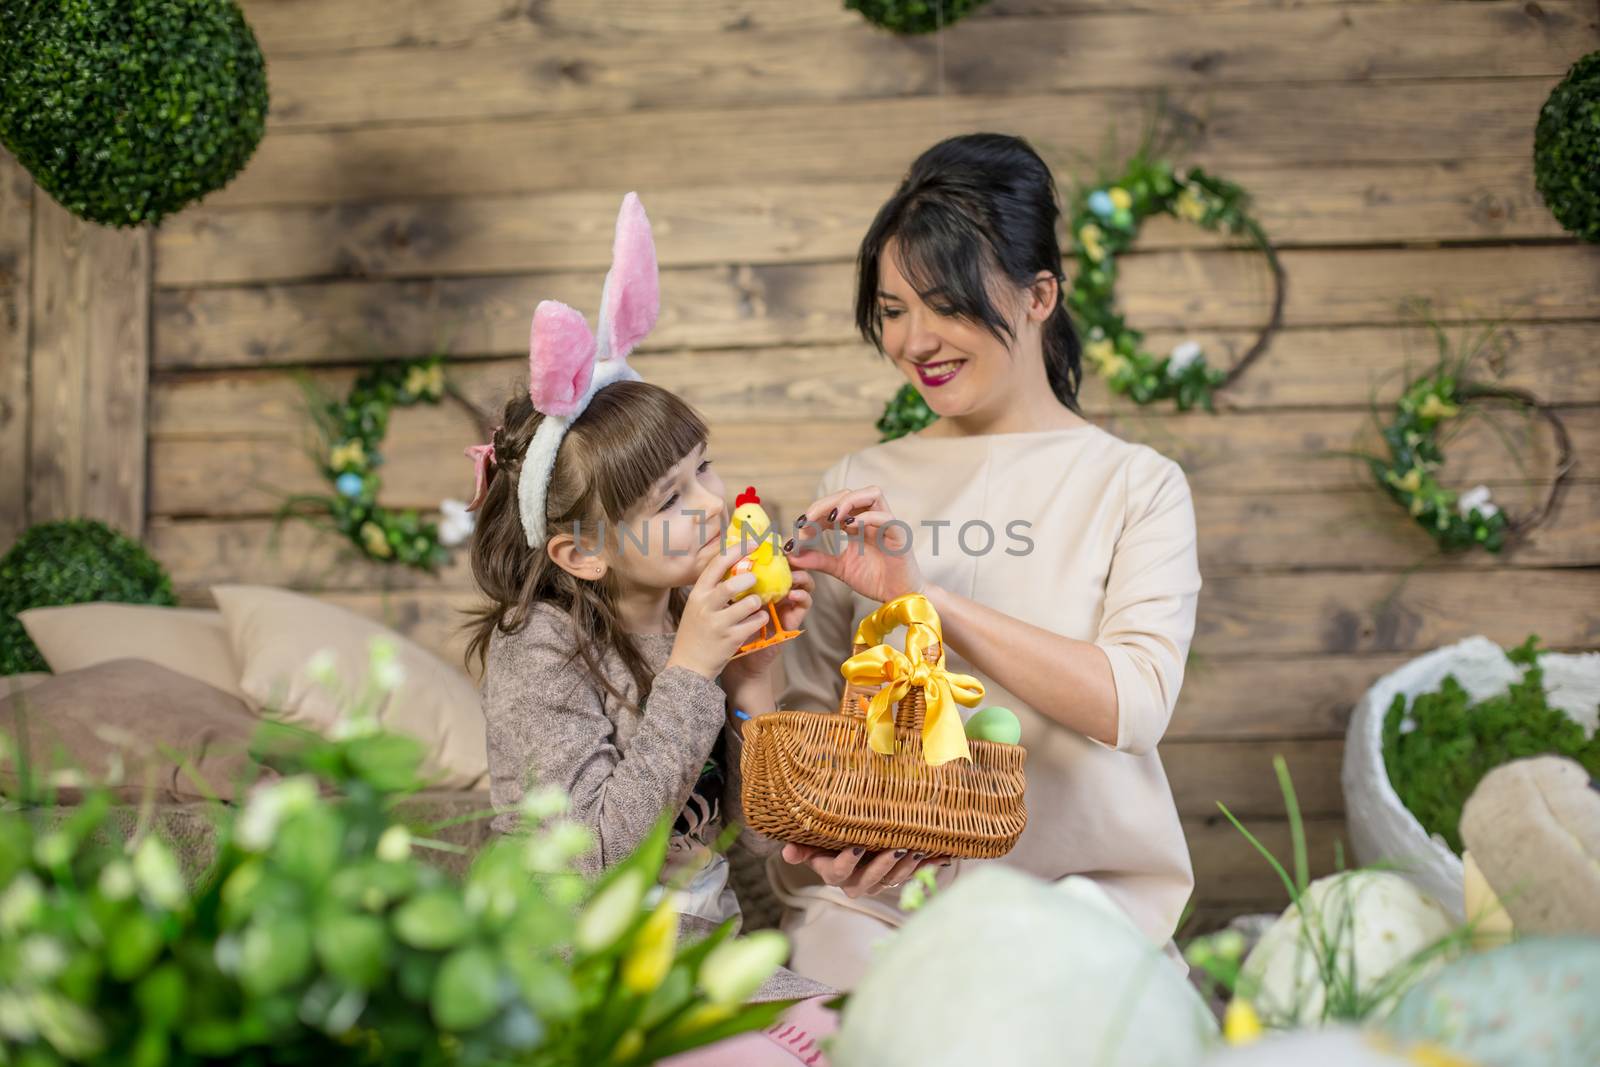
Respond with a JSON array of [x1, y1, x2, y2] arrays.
[[840, 594, 985, 765]]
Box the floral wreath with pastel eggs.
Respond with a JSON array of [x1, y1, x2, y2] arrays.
[[461, 193, 802, 657], [289, 354, 488, 573]]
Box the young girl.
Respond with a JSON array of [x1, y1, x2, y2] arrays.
[[462, 194, 812, 927]]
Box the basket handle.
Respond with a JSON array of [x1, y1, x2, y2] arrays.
[[841, 592, 944, 720], [838, 594, 983, 765]]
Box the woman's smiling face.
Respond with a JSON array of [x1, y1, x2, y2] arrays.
[[875, 237, 1028, 420]]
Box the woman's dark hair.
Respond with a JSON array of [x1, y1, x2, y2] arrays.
[[855, 132, 1082, 411], [464, 380, 708, 713]]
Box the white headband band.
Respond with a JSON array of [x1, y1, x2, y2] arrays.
[[516, 358, 643, 547]]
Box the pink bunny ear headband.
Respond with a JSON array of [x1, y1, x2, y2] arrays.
[[463, 192, 660, 548]]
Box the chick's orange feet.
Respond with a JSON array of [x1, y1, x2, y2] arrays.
[[729, 601, 804, 660]]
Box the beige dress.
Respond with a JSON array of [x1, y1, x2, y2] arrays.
[[771, 423, 1200, 989]]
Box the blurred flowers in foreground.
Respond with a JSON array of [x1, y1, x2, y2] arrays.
[[0, 639, 791, 1066]]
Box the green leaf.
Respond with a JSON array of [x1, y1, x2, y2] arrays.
[[107, 908, 165, 981], [239, 916, 313, 996], [393, 889, 472, 950], [314, 908, 391, 990], [431, 945, 503, 1031]]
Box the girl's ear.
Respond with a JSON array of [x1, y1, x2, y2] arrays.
[[529, 300, 598, 416], [546, 530, 608, 582], [595, 192, 660, 362]]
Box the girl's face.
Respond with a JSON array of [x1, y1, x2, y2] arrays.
[[604, 441, 727, 590], [874, 237, 1038, 421]]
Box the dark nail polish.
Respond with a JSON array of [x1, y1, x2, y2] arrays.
[[794, 514, 806, 529], [828, 509, 838, 521], [894, 849, 908, 858], [912, 852, 925, 860], [851, 846, 865, 856], [842, 515, 855, 526], [941, 860, 952, 867], [782, 538, 795, 553]]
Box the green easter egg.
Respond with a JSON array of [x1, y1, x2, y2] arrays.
[[964, 706, 1021, 745]]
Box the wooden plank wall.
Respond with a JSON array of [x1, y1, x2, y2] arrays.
[[1, 150, 151, 542], [20, 0, 1600, 920]]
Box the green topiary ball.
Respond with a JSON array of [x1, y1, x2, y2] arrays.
[[846, 0, 991, 34], [0, 0, 269, 228], [0, 520, 177, 674], [1534, 51, 1600, 243]]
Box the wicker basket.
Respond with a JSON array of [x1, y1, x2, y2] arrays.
[[739, 594, 1027, 859]]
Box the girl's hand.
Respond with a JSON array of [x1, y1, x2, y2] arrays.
[[783, 485, 926, 605], [780, 842, 947, 900], [720, 567, 814, 685], [666, 541, 770, 680]]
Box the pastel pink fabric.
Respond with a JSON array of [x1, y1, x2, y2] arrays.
[[527, 301, 597, 417], [463, 441, 496, 511], [657, 996, 837, 1067], [597, 191, 660, 361]]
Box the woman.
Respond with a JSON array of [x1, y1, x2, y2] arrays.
[[769, 132, 1202, 990]]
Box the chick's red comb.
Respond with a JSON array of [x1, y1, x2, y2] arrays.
[[735, 486, 761, 508]]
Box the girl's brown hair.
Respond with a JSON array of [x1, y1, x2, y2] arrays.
[[465, 380, 709, 713]]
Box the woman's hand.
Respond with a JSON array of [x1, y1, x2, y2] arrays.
[[780, 842, 947, 899], [665, 541, 770, 680], [719, 567, 814, 687], [783, 486, 926, 605]]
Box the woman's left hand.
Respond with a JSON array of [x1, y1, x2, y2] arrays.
[[784, 485, 926, 605], [719, 567, 814, 683]]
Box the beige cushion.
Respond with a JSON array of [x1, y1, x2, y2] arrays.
[[0, 659, 274, 803], [212, 585, 487, 790], [3, 673, 52, 696], [19, 603, 247, 703]]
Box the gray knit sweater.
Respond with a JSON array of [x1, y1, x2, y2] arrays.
[[482, 601, 736, 867], [480, 602, 831, 1003]]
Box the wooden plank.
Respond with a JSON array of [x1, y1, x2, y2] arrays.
[[255, 4, 1591, 129], [1187, 814, 1347, 906], [146, 477, 1600, 610], [167, 565, 1599, 679], [28, 196, 151, 536], [1193, 569, 1600, 657], [244, 0, 1465, 55], [155, 158, 1569, 287], [1194, 483, 1600, 572], [242, 0, 860, 53], [1165, 738, 1344, 818], [152, 245, 1600, 370], [145, 362, 1598, 514], [205, 80, 1553, 208], [0, 151, 31, 548]]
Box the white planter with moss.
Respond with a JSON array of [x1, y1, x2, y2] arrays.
[[1341, 635, 1600, 920]]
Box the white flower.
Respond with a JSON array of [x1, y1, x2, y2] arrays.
[[518, 785, 571, 823], [98, 861, 136, 902], [368, 636, 406, 693], [237, 776, 319, 851], [1457, 484, 1499, 519], [438, 498, 476, 547], [376, 825, 412, 863], [305, 649, 340, 692], [1167, 340, 1204, 378], [132, 836, 187, 911]]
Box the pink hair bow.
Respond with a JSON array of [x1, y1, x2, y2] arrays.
[[464, 439, 496, 512]]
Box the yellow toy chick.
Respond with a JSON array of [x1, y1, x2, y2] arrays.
[[724, 485, 803, 658]]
